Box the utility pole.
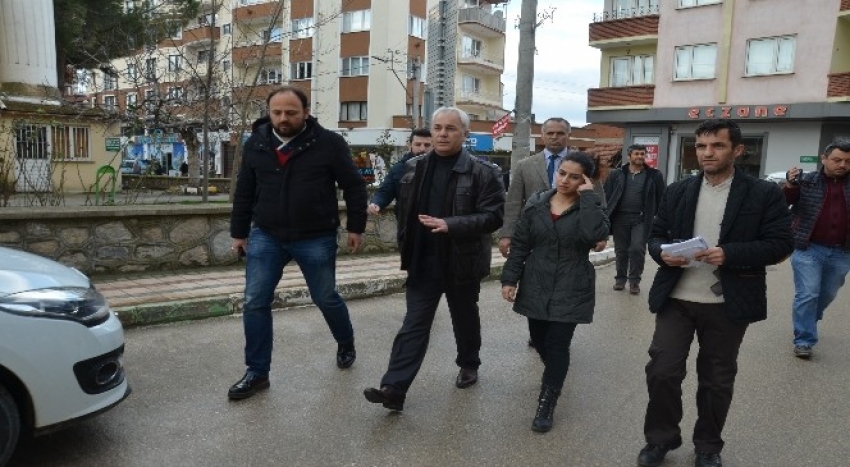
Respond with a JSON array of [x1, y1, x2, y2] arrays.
[[510, 0, 537, 172], [411, 56, 420, 129], [510, 0, 555, 172]]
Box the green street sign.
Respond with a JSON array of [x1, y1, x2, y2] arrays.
[[800, 155, 818, 163], [105, 137, 122, 152]]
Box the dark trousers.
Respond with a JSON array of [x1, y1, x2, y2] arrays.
[[644, 299, 749, 454], [380, 275, 482, 392], [528, 318, 577, 390], [612, 213, 646, 284]]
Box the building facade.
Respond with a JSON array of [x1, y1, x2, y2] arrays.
[[587, 0, 850, 180], [75, 0, 510, 161]]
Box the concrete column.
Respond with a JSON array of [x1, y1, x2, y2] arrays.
[[0, 0, 61, 104]]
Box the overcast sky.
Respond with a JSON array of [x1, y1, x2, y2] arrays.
[[500, 0, 602, 127]]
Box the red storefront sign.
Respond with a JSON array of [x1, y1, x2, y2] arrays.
[[687, 105, 788, 119]]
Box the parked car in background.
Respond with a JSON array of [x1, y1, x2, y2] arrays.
[[764, 171, 788, 186], [0, 247, 130, 466]]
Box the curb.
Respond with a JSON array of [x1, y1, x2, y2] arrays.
[[114, 252, 615, 328]]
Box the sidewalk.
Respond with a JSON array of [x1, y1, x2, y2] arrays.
[[96, 246, 615, 327]]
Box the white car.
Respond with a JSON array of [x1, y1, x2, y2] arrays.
[[0, 247, 130, 466], [764, 171, 788, 185]]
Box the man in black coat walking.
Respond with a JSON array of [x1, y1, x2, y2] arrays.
[[637, 120, 793, 467]]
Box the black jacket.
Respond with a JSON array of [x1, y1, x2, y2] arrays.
[[500, 189, 609, 323], [398, 149, 505, 284], [230, 116, 367, 241], [604, 163, 665, 237], [647, 171, 793, 323]]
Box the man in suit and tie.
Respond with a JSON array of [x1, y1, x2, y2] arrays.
[[498, 118, 572, 258]]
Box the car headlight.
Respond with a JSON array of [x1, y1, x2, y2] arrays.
[[0, 286, 111, 326]]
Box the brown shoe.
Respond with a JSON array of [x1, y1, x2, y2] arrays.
[[456, 368, 478, 388], [629, 283, 640, 295], [613, 281, 626, 291]]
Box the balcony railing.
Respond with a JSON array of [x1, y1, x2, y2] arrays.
[[842, 0, 850, 11], [455, 90, 503, 107], [458, 8, 507, 34], [457, 51, 504, 73], [828, 72, 850, 98], [593, 5, 659, 22], [587, 85, 655, 108]]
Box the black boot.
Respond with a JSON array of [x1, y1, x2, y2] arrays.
[[531, 385, 560, 433]]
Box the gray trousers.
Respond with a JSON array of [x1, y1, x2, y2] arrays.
[[611, 212, 646, 284]]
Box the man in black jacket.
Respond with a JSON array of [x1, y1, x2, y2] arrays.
[[604, 144, 666, 295], [363, 107, 505, 411], [227, 86, 368, 400], [636, 120, 793, 467]]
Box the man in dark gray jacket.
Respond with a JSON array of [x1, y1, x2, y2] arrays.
[[363, 107, 505, 411], [604, 144, 665, 295]]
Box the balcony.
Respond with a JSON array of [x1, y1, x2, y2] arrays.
[[231, 42, 282, 65], [458, 8, 506, 38], [457, 51, 504, 75], [455, 90, 502, 108], [181, 25, 220, 48], [589, 10, 659, 49], [587, 85, 654, 108], [828, 72, 850, 100], [233, 1, 277, 23], [842, 0, 850, 12]]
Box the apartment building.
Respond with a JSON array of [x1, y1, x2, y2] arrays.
[[76, 0, 509, 157], [586, 0, 850, 182]]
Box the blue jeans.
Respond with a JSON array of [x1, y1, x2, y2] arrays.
[[791, 244, 850, 347], [242, 227, 354, 376]]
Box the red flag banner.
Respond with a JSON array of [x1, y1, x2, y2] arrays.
[[491, 112, 512, 138]]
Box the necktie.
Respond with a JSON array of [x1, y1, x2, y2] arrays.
[[547, 154, 558, 188]]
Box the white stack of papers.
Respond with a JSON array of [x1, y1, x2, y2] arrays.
[[661, 236, 709, 267]]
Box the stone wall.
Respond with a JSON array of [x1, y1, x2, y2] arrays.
[[0, 203, 401, 276]]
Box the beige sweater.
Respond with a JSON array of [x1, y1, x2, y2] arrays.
[[669, 174, 733, 304]]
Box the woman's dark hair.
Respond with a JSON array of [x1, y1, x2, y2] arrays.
[[560, 151, 596, 178]]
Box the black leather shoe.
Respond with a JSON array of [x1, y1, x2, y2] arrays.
[[637, 440, 682, 467], [363, 386, 405, 411], [695, 452, 722, 467], [455, 368, 478, 388], [227, 372, 270, 400], [336, 340, 356, 369]]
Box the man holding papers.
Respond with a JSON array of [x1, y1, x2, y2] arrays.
[[636, 120, 793, 467]]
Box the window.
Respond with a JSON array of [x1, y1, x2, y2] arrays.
[[340, 101, 367, 121], [145, 89, 156, 112], [168, 22, 182, 39], [292, 17, 315, 39], [462, 75, 481, 94], [50, 126, 91, 160], [678, 0, 721, 7], [73, 70, 88, 94], [222, 23, 231, 35], [239, 0, 263, 4], [222, 59, 231, 72], [745, 36, 795, 76], [342, 10, 371, 33], [103, 74, 118, 91], [124, 0, 135, 13], [409, 15, 426, 39], [167, 87, 184, 101], [291, 61, 313, 80], [145, 58, 157, 79], [674, 43, 717, 80], [462, 36, 482, 58], [197, 49, 210, 64], [15, 125, 49, 160], [264, 26, 282, 42], [127, 93, 137, 109], [103, 95, 116, 111], [341, 56, 369, 76], [198, 13, 216, 26], [260, 68, 282, 84], [610, 55, 654, 86], [168, 55, 181, 72], [127, 63, 138, 80]]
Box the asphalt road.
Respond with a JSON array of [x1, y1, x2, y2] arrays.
[[10, 260, 850, 467]]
